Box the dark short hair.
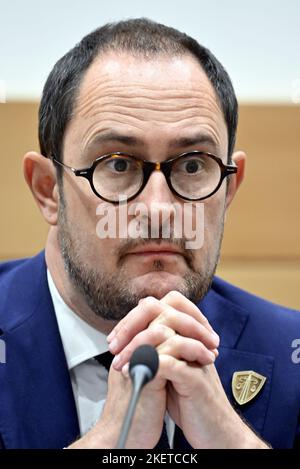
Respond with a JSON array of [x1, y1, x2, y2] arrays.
[[39, 18, 238, 174]]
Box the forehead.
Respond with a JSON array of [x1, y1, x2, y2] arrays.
[[67, 51, 228, 158]]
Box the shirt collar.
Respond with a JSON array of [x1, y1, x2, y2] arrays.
[[47, 269, 109, 370]]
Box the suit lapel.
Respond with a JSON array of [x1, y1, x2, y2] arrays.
[[174, 285, 274, 449], [215, 347, 274, 434], [200, 286, 250, 348], [0, 252, 79, 448]]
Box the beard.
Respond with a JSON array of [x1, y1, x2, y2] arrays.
[[57, 196, 224, 322]]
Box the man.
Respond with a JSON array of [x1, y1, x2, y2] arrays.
[[0, 18, 299, 449]]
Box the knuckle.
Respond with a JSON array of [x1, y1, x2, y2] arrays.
[[200, 347, 215, 364], [196, 322, 206, 335], [148, 325, 163, 342], [200, 313, 213, 329], [160, 353, 177, 370], [172, 333, 183, 347], [160, 307, 171, 322], [197, 322, 212, 340], [149, 324, 175, 344], [201, 314, 209, 324], [123, 345, 135, 361], [141, 297, 154, 306], [121, 323, 130, 337], [151, 323, 167, 336], [192, 341, 214, 364], [163, 324, 176, 340], [196, 340, 205, 353], [141, 296, 160, 311], [164, 290, 183, 302]]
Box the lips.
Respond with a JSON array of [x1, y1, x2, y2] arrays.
[[126, 244, 183, 257]]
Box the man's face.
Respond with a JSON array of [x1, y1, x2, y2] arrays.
[[57, 51, 229, 320]]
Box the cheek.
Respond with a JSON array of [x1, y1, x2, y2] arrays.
[[205, 195, 225, 226], [61, 182, 122, 267], [205, 193, 226, 236], [192, 193, 225, 260], [66, 189, 98, 235]]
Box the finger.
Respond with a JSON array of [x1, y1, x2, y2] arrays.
[[109, 307, 219, 357], [108, 296, 220, 359], [155, 353, 208, 389], [149, 305, 219, 350], [157, 334, 216, 366], [108, 297, 165, 353], [121, 362, 129, 378], [111, 324, 175, 371], [109, 298, 219, 355], [107, 290, 217, 346], [121, 361, 169, 393], [160, 290, 215, 333], [107, 297, 158, 342], [112, 315, 219, 372]]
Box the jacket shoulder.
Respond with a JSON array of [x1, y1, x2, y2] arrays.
[[212, 276, 300, 327], [0, 252, 47, 331], [0, 257, 30, 278]]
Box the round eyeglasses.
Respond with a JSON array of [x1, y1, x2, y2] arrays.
[[50, 151, 237, 203]]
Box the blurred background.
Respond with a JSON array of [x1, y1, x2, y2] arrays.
[[0, 0, 299, 308]]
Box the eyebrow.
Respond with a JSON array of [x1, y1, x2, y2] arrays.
[[168, 134, 219, 150], [84, 132, 141, 154], [84, 131, 219, 155]]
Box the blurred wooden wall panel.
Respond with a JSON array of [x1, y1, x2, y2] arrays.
[[0, 102, 299, 308], [222, 105, 300, 259], [0, 102, 48, 260]]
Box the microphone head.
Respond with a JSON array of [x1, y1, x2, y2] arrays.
[[129, 344, 159, 380]]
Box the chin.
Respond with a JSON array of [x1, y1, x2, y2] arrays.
[[132, 271, 185, 299]]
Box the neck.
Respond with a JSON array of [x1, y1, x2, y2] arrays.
[[45, 227, 118, 335]]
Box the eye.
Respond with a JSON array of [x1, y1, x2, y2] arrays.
[[106, 156, 133, 173], [178, 157, 205, 174]]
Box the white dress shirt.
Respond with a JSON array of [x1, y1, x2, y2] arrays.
[[47, 270, 175, 447]]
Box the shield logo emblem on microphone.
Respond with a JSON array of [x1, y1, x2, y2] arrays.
[[232, 370, 266, 405]]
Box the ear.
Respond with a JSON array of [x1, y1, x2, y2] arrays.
[[224, 150, 246, 214], [23, 152, 59, 226]]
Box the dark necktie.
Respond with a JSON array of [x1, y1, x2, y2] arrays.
[[94, 350, 114, 371], [94, 351, 170, 449]]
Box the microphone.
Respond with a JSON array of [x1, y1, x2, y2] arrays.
[[115, 344, 159, 449]]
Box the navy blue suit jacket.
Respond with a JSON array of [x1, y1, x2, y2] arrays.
[[0, 251, 299, 448]]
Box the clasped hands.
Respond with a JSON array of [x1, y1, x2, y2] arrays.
[[70, 291, 267, 448], [102, 291, 266, 449]]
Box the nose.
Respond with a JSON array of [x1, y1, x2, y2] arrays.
[[137, 168, 175, 205], [133, 170, 179, 238]]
